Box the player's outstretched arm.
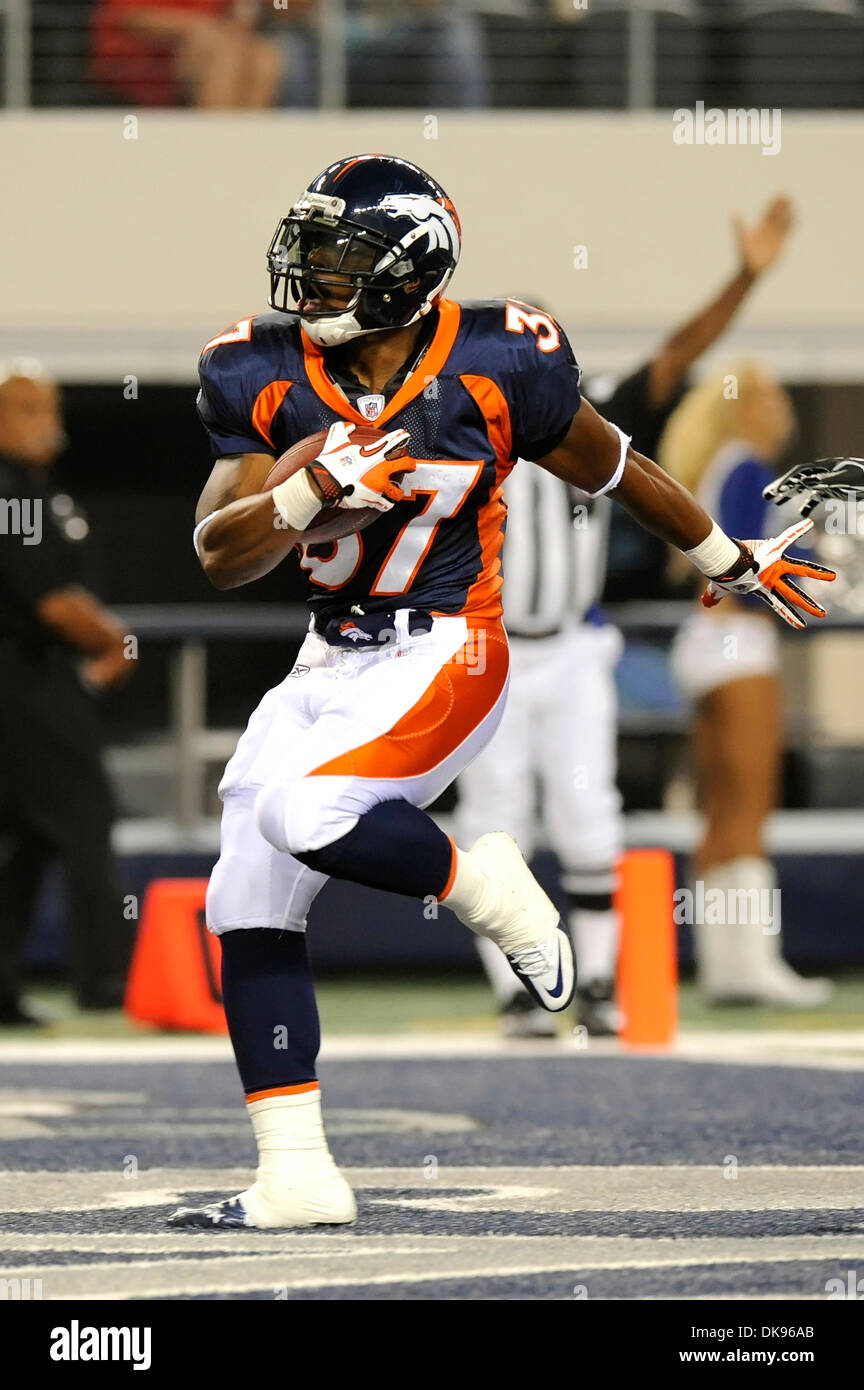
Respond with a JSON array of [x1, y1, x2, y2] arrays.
[[536, 400, 834, 627], [537, 398, 716, 551], [194, 452, 305, 590]]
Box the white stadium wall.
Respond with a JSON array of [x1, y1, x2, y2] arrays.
[[0, 110, 863, 381]]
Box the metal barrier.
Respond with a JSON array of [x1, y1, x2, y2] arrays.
[[3, 1, 864, 110], [111, 601, 864, 827]]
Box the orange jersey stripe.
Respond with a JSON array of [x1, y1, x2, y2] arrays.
[[308, 619, 509, 781], [301, 299, 462, 430], [251, 380, 293, 449], [245, 1081, 320, 1104], [446, 374, 517, 620], [301, 338, 371, 428], [459, 478, 508, 619], [459, 374, 513, 465]]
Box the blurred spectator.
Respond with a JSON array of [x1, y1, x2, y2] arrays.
[[91, 0, 283, 108], [661, 362, 833, 1009], [345, 0, 489, 109], [265, 0, 320, 108], [0, 363, 135, 1026]]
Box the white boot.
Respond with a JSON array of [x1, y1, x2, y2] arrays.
[[169, 1088, 356, 1230], [695, 857, 833, 1009], [444, 833, 575, 1012]]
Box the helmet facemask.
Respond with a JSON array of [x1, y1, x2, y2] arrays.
[[267, 190, 456, 347]]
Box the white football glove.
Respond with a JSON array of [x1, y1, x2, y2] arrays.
[[306, 420, 413, 512], [702, 518, 836, 630]]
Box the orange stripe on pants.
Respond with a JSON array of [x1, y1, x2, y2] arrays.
[[308, 622, 509, 781]]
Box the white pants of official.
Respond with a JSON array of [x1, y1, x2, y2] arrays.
[[456, 622, 624, 895], [206, 611, 509, 937]]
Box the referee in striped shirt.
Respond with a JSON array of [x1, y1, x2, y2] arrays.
[[455, 196, 796, 1036]]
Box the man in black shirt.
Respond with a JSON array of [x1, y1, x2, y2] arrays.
[[0, 364, 134, 1024]]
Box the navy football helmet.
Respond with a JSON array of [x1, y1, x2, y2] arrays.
[[267, 154, 461, 347]]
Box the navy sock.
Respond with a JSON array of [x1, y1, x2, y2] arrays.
[[294, 799, 454, 899], [220, 929, 320, 1094]]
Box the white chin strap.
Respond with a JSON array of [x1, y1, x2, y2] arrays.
[[300, 279, 451, 348], [301, 305, 430, 349], [301, 310, 372, 348]]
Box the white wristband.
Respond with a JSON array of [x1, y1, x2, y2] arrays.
[[684, 521, 742, 578], [272, 470, 323, 531]]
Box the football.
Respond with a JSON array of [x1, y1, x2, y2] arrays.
[[263, 426, 408, 544]]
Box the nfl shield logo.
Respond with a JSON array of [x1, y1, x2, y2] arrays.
[[357, 393, 385, 421]]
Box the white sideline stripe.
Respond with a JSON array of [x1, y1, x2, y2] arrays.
[[1, 1165, 863, 1214], [0, 1038, 234, 1062], [6, 1236, 864, 1301], [112, 809, 864, 857], [1, 1030, 864, 1068], [623, 809, 864, 855]]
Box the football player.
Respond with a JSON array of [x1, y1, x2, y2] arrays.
[[172, 154, 835, 1230]]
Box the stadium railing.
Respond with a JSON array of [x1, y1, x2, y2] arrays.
[[109, 601, 864, 832], [3, 0, 864, 111]]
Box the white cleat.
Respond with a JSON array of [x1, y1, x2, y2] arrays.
[[710, 962, 834, 1011], [468, 833, 575, 1013], [506, 928, 574, 1013], [169, 1172, 357, 1231]]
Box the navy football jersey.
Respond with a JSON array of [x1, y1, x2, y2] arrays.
[[196, 299, 582, 623]]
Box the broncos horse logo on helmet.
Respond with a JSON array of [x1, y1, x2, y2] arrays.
[[266, 154, 461, 348]]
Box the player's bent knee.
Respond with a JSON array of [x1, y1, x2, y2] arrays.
[[254, 779, 348, 857], [255, 781, 303, 854]]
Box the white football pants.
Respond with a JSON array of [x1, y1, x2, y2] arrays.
[[206, 612, 509, 936]]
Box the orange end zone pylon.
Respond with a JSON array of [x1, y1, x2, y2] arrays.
[[124, 878, 227, 1034], [615, 849, 677, 1048]]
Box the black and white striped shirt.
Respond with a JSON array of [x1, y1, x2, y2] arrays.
[[501, 464, 610, 636]]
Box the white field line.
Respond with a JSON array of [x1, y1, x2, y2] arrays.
[[1, 1030, 864, 1068], [1, 1164, 863, 1214], [6, 1235, 864, 1300]]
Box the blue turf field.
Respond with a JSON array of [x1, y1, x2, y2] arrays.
[[1, 1051, 863, 1300]]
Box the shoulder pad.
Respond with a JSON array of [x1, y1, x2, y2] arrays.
[[198, 311, 302, 366], [457, 298, 575, 370]]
